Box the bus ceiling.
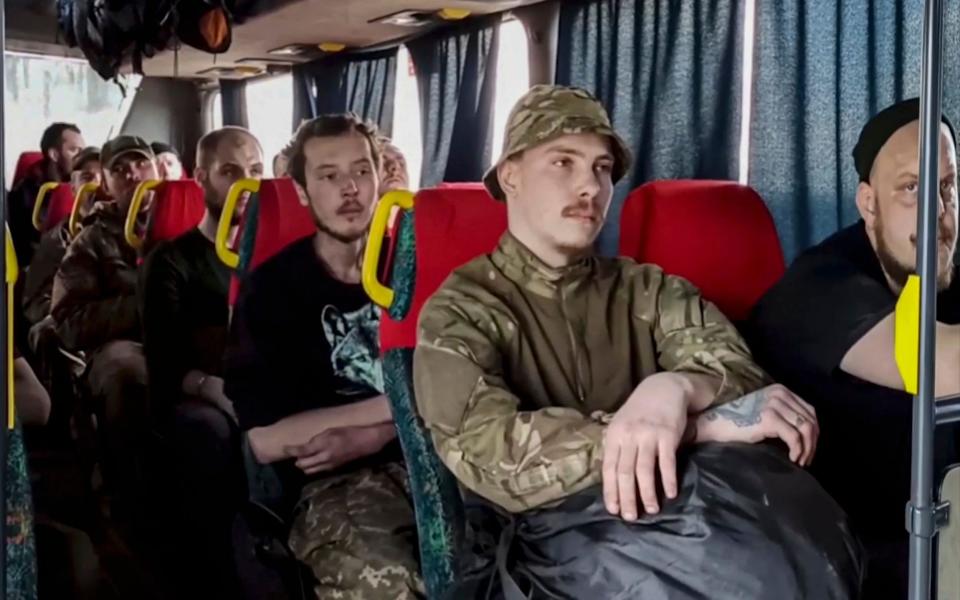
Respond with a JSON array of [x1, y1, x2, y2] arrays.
[[6, 0, 554, 81]]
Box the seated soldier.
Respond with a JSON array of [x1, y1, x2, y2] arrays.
[[379, 137, 410, 193], [50, 135, 158, 534], [140, 126, 264, 598], [24, 146, 103, 328], [224, 115, 424, 599], [151, 142, 184, 181], [24, 147, 102, 434], [749, 99, 960, 597], [414, 85, 861, 598], [9, 122, 85, 268], [273, 149, 289, 178]]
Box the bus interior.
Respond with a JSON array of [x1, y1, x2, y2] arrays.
[[2, 0, 960, 598]]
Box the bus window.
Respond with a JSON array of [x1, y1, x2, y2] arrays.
[[3, 52, 140, 184], [392, 45, 423, 189], [211, 91, 224, 131], [245, 75, 294, 177], [491, 19, 531, 168]]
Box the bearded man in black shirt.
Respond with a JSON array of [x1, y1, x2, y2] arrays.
[[140, 126, 264, 599], [749, 98, 960, 598]]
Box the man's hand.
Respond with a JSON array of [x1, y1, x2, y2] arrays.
[[285, 423, 395, 475], [602, 373, 691, 521], [695, 384, 819, 466], [198, 375, 238, 424]]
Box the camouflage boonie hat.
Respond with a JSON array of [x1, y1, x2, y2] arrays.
[[484, 84, 632, 201]]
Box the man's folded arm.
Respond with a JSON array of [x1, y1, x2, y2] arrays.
[[414, 301, 606, 514]]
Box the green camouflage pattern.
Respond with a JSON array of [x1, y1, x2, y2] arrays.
[[288, 462, 425, 599], [413, 233, 770, 513], [483, 84, 633, 200]]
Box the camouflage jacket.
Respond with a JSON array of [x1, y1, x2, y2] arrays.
[[51, 202, 141, 352], [413, 233, 770, 513]]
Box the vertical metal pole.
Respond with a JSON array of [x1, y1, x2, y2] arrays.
[[908, 0, 944, 597], [0, 0, 9, 596]]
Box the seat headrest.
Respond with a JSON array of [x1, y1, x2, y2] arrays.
[[42, 184, 76, 233], [147, 180, 206, 245], [380, 184, 508, 352], [228, 178, 312, 307], [244, 178, 313, 273], [618, 180, 785, 322], [13, 152, 44, 187]]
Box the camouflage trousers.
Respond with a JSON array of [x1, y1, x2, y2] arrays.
[[288, 461, 426, 600]]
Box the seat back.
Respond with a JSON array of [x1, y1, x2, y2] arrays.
[[13, 151, 43, 188], [618, 180, 785, 322], [226, 178, 312, 305], [125, 180, 206, 251], [380, 183, 507, 351], [148, 180, 206, 245], [939, 465, 960, 600], [367, 184, 506, 598], [33, 183, 75, 233]]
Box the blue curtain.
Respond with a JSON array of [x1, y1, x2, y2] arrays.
[[749, 0, 960, 262], [408, 16, 500, 187], [219, 79, 249, 128], [291, 48, 398, 135], [556, 0, 745, 255]]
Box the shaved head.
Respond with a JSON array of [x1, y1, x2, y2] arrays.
[[196, 126, 262, 171]]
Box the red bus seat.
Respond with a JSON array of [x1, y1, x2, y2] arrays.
[[229, 178, 312, 305], [374, 183, 506, 597], [35, 183, 75, 233], [126, 180, 206, 252], [13, 152, 43, 188], [618, 180, 785, 322], [148, 180, 206, 245]]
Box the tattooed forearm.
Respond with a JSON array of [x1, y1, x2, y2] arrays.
[[702, 389, 766, 427]]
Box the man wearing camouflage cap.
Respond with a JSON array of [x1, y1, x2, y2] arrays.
[[414, 85, 861, 597], [51, 135, 159, 545]]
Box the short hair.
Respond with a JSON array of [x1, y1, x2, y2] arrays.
[[40, 123, 81, 155], [287, 114, 381, 188], [195, 126, 262, 170]]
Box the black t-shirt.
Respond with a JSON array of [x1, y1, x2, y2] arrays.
[[140, 228, 231, 416], [223, 236, 397, 491], [748, 221, 960, 542]]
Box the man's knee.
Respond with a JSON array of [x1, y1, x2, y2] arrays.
[[290, 467, 424, 598]]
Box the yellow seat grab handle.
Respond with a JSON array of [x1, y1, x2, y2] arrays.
[[6, 224, 18, 429], [32, 182, 61, 232], [217, 178, 260, 269], [894, 274, 921, 395], [362, 190, 415, 309], [69, 181, 103, 239], [124, 180, 161, 249]]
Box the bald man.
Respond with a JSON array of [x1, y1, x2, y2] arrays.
[[140, 126, 264, 599], [749, 98, 960, 597]]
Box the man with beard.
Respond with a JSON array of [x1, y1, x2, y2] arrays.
[[9, 122, 85, 267], [139, 126, 263, 598], [224, 114, 424, 599], [749, 98, 960, 597]]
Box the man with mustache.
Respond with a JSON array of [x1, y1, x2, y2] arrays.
[[749, 98, 960, 597], [414, 85, 861, 598], [224, 115, 424, 599], [139, 126, 263, 598]]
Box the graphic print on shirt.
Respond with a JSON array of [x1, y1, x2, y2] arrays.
[[321, 303, 385, 396]]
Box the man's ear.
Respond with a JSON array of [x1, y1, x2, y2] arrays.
[[194, 167, 208, 185], [294, 181, 310, 207], [498, 160, 520, 199], [47, 148, 60, 164], [856, 181, 878, 228]]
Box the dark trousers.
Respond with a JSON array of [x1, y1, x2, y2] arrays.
[[163, 398, 245, 599]]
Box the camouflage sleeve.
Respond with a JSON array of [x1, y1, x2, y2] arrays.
[[414, 295, 606, 514], [649, 272, 771, 406]]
